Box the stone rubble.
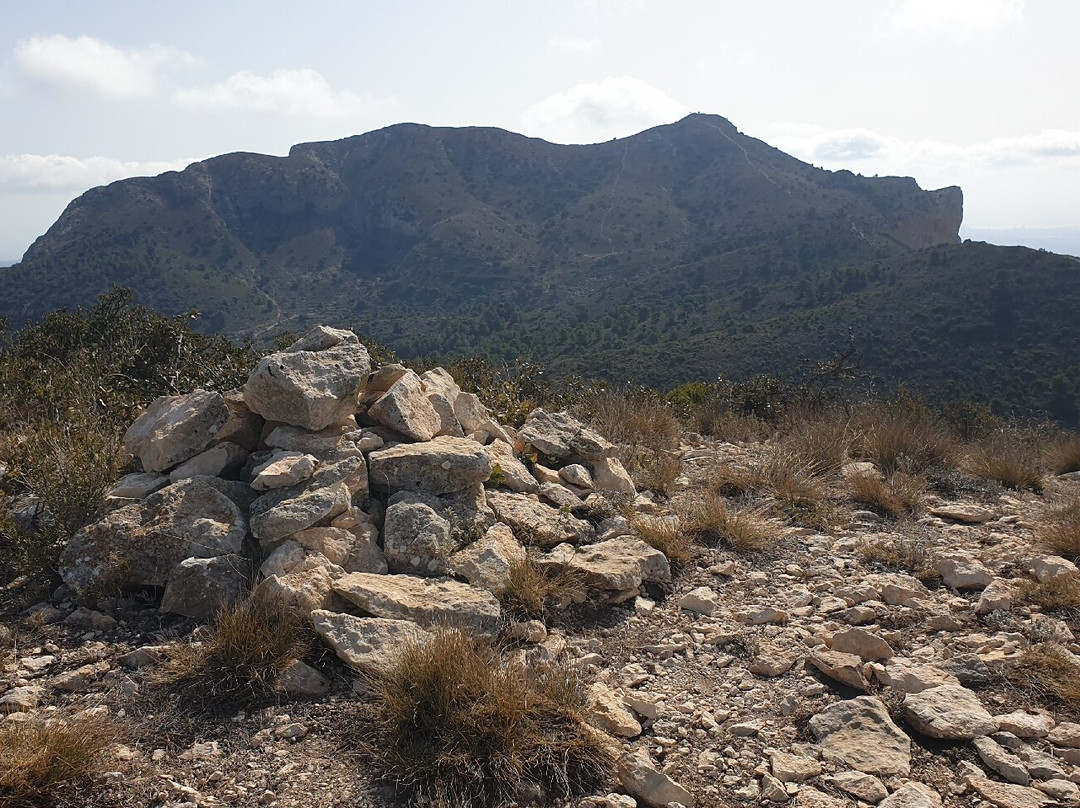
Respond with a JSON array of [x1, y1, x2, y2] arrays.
[[6, 325, 1080, 806]]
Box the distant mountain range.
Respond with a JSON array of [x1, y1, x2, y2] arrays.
[[2, 114, 1077, 415]]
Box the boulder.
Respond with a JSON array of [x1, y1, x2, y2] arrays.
[[830, 627, 894, 661], [965, 776, 1051, 808], [368, 436, 492, 495], [449, 522, 527, 595], [250, 482, 352, 545], [382, 493, 457, 575], [124, 389, 229, 472], [679, 586, 721, 616], [770, 750, 822, 783], [935, 555, 994, 590], [588, 682, 642, 738], [542, 536, 670, 597], [1026, 554, 1080, 582], [871, 658, 961, 693], [168, 442, 249, 482], [420, 367, 465, 437], [518, 409, 613, 461], [107, 472, 169, 499], [591, 456, 636, 496], [487, 491, 594, 547], [830, 771, 888, 803], [160, 554, 249, 622], [311, 610, 426, 673], [251, 451, 318, 491], [278, 659, 330, 699], [264, 423, 361, 459], [243, 326, 370, 431], [559, 464, 593, 489], [617, 748, 695, 808], [484, 440, 539, 494], [808, 696, 912, 775], [974, 736, 1031, 785], [453, 391, 489, 434], [976, 580, 1014, 615], [256, 553, 344, 613], [930, 503, 995, 524], [333, 572, 501, 634], [367, 369, 442, 441], [290, 526, 387, 574], [807, 647, 870, 690], [902, 685, 997, 739], [538, 482, 583, 509], [60, 477, 246, 594], [878, 783, 942, 808]]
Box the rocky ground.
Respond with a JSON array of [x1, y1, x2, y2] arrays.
[[4, 327, 1080, 808]]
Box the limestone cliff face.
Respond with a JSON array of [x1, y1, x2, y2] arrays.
[[889, 186, 964, 250]]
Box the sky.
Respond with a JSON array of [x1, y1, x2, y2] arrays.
[[1, 0, 1079, 260]]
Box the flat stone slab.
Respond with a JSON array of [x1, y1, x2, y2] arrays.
[[333, 572, 500, 634], [808, 696, 911, 775], [368, 436, 492, 495], [931, 503, 995, 524], [487, 490, 595, 547], [311, 610, 426, 673], [903, 685, 997, 739]]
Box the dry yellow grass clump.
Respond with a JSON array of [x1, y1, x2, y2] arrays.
[[368, 628, 613, 806], [160, 592, 308, 712], [499, 558, 585, 622], [965, 431, 1046, 492], [848, 470, 925, 519], [1047, 436, 1080, 475], [680, 494, 771, 553], [0, 719, 112, 807], [853, 405, 956, 477], [1037, 496, 1080, 562], [631, 514, 693, 566]]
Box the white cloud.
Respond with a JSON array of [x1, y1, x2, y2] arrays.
[[547, 36, 602, 53], [174, 69, 362, 116], [14, 35, 197, 99], [521, 76, 687, 144], [892, 0, 1024, 29], [767, 125, 1080, 176], [0, 154, 195, 191]]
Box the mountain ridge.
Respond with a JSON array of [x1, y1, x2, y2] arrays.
[[6, 114, 1076, 416]]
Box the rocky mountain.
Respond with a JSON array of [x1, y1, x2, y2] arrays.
[[5, 113, 1077, 413]]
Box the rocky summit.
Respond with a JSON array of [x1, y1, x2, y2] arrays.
[[6, 326, 1080, 807]]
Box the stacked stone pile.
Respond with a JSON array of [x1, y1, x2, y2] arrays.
[[57, 326, 670, 671]]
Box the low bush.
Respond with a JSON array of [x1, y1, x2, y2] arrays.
[[0, 718, 112, 806], [1037, 496, 1080, 561], [848, 470, 925, 519], [368, 628, 613, 806], [160, 592, 307, 713]]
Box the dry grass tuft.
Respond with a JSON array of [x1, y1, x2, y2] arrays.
[[857, 529, 937, 580], [0, 718, 113, 807], [848, 470, 925, 519], [1018, 577, 1080, 612], [583, 389, 683, 496], [854, 407, 955, 477], [631, 514, 693, 566], [1037, 496, 1080, 561], [625, 449, 682, 497], [965, 432, 1046, 492], [500, 558, 584, 622], [1046, 436, 1080, 476], [368, 628, 613, 806], [1004, 643, 1080, 713], [777, 409, 852, 476], [159, 592, 308, 713], [680, 495, 771, 553]]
